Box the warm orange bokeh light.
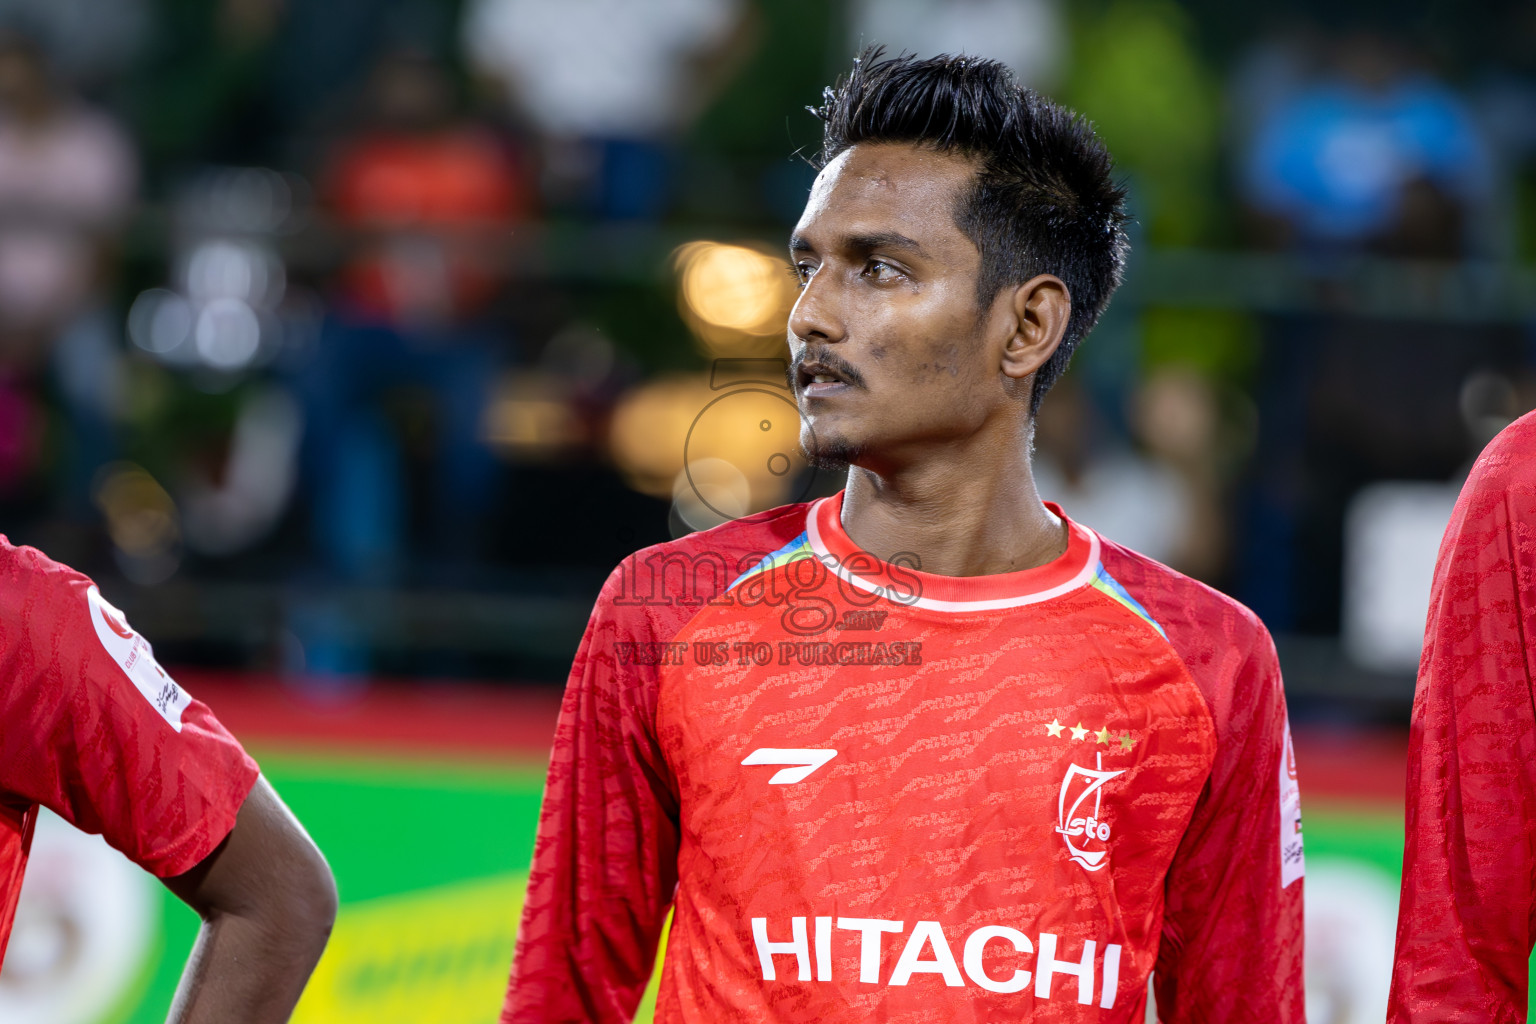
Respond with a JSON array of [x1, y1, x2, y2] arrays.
[[673, 241, 797, 356]]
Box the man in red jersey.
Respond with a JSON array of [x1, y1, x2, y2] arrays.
[[1390, 409, 1536, 1022], [504, 49, 1304, 1023], [0, 539, 337, 1021]]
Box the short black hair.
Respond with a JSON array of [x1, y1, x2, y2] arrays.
[[810, 48, 1129, 415]]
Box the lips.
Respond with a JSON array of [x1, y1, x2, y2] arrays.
[[795, 356, 861, 399]]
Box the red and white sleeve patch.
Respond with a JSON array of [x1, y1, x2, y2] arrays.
[[1279, 719, 1304, 887], [87, 585, 191, 732]]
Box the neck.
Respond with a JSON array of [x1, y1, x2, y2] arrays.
[[837, 430, 1066, 578]]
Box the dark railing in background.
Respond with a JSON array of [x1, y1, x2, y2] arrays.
[[18, 204, 1516, 713]]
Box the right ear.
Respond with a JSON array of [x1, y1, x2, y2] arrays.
[[999, 273, 1071, 385]]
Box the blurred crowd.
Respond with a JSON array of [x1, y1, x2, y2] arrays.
[[0, 0, 1534, 682]]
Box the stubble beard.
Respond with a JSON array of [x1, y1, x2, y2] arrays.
[[801, 432, 865, 473]]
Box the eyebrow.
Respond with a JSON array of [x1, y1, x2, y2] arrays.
[[789, 231, 928, 258]]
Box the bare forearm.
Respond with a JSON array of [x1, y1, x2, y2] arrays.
[[167, 904, 334, 1024], [161, 776, 337, 1024]]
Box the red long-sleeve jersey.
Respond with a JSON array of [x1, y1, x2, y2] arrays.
[[1391, 410, 1536, 1022], [504, 493, 1305, 1022], [0, 539, 259, 966]]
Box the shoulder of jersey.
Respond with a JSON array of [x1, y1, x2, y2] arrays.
[[1473, 410, 1536, 492], [0, 535, 89, 614], [590, 501, 815, 643], [1095, 530, 1269, 649]]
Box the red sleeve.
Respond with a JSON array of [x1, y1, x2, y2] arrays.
[[502, 562, 682, 1024], [1154, 625, 1304, 1022], [0, 543, 259, 877], [1109, 547, 1306, 1023], [1389, 414, 1536, 1024]]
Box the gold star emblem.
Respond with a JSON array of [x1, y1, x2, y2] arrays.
[[1069, 722, 1089, 741], [1120, 733, 1134, 751], [1045, 719, 1065, 738], [1095, 727, 1112, 744]]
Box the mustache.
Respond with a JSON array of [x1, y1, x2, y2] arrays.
[[789, 350, 867, 390]]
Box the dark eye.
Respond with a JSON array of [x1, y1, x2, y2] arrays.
[[790, 262, 815, 287], [864, 259, 900, 282]]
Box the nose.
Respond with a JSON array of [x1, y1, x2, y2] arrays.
[[788, 269, 845, 346]]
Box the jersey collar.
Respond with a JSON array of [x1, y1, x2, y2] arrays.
[[804, 490, 1100, 613]]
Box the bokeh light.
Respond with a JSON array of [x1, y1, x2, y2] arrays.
[[608, 374, 714, 499], [673, 241, 797, 355], [608, 374, 810, 528], [91, 462, 181, 584], [683, 386, 807, 512], [671, 457, 750, 531], [483, 373, 583, 459]]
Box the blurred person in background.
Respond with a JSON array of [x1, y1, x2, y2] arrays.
[[0, 31, 135, 510], [1389, 409, 1536, 1021], [461, 0, 749, 219], [0, 538, 335, 1019], [298, 47, 530, 586], [1127, 367, 1231, 581], [1033, 371, 1228, 579], [1240, 31, 1492, 258], [1230, 29, 1509, 634], [1032, 376, 1187, 566]]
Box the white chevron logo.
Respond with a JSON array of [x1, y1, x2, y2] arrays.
[[740, 748, 839, 784]]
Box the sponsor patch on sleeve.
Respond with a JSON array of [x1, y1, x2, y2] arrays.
[[1279, 718, 1304, 887], [87, 585, 191, 732]]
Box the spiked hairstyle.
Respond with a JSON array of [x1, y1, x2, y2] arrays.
[[810, 48, 1130, 415]]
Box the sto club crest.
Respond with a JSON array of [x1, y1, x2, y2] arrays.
[[1054, 754, 1125, 872]]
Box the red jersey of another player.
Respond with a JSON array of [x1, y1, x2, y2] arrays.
[[0, 539, 260, 965], [1391, 410, 1536, 1022], [504, 492, 1305, 1022]]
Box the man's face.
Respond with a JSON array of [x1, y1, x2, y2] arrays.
[[787, 142, 1011, 472]]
